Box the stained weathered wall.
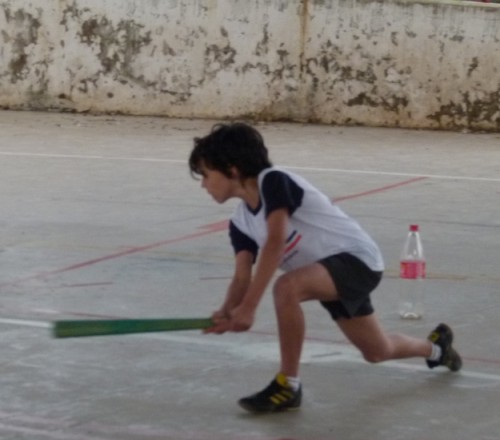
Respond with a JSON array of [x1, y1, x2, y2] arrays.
[[0, 0, 499, 131]]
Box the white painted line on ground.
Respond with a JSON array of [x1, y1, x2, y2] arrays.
[[0, 317, 51, 329], [0, 151, 181, 162], [1, 151, 499, 182], [145, 332, 500, 387], [284, 164, 500, 183], [325, 351, 500, 385], [2, 317, 499, 387]]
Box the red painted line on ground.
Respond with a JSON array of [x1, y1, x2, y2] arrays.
[[199, 276, 233, 280], [0, 228, 221, 288], [461, 355, 500, 366], [58, 282, 114, 288], [334, 176, 428, 202], [0, 176, 426, 287]]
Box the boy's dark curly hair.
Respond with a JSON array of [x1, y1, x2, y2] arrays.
[[189, 122, 272, 179]]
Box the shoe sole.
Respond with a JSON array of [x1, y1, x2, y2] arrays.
[[238, 400, 301, 414], [444, 348, 463, 372]]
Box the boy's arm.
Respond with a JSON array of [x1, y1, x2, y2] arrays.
[[221, 250, 254, 313], [204, 249, 253, 334], [229, 208, 288, 332]]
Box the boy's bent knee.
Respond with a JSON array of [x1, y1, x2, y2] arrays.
[[273, 274, 300, 303], [274, 274, 293, 292]]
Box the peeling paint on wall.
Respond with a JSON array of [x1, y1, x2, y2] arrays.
[[428, 90, 500, 130], [78, 17, 153, 85], [0, 0, 499, 131], [1, 6, 41, 82]]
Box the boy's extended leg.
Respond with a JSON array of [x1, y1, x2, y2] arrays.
[[336, 313, 432, 362], [336, 313, 462, 371]]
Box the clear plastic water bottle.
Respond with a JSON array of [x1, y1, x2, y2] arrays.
[[399, 224, 425, 319]]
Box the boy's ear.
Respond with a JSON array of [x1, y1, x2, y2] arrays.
[[229, 166, 241, 179]]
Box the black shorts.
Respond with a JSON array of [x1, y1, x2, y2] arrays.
[[319, 252, 383, 321]]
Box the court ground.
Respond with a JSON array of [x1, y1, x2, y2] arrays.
[[0, 110, 499, 440]]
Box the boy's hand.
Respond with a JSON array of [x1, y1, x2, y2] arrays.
[[229, 303, 255, 332], [203, 309, 230, 334]]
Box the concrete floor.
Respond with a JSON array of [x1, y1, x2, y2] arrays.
[[0, 110, 499, 440]]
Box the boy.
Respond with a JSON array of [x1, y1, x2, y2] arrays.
[[188, 122, 462, 413]]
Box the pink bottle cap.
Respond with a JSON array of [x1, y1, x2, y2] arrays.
[[410, 224, 419, 231]]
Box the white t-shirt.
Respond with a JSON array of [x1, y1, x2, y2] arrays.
[[229, 167, 384, 272]]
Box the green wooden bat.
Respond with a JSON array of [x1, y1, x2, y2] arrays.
[[52, 317, 213, 338]]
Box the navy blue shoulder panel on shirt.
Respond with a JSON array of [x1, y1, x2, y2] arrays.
[[229, 220, 258, 260], [261, 170, 304, 217], [228, 170, 303, 260]]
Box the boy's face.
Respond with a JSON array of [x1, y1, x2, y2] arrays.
[[198, 162, 237, 204]]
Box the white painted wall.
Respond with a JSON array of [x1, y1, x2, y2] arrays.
[[0, 0, 499, 130]]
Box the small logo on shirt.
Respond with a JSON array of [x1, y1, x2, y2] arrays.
[[284, 230, 302, 254]]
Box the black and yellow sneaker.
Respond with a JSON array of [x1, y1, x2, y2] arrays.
[[238, 373, 302, 413], [426, 323, 462, 372]]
